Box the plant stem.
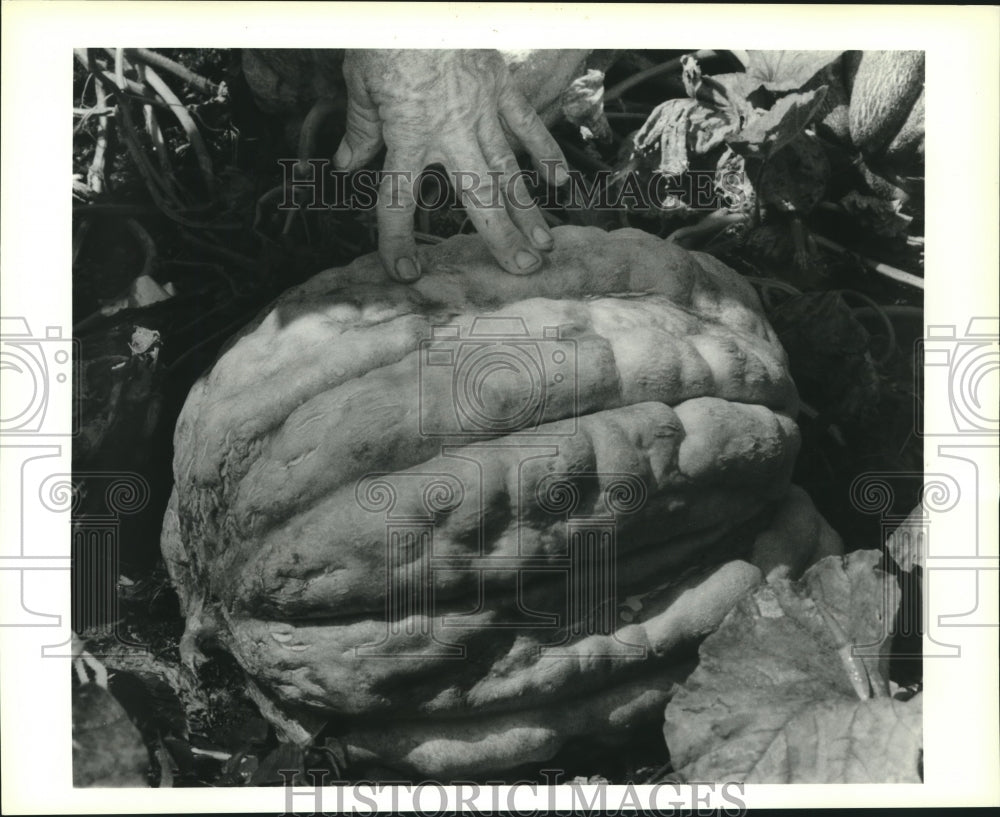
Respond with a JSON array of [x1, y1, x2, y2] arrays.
[[74, 107, 116, 118], [141, 64, 217, 197], [813, 234, 924, 289], [87, 80, 110, 194], [127, 48, 221, 96], [136, 63, 176, 187]]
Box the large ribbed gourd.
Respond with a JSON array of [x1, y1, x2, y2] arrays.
[[161, 225, 841, 777]]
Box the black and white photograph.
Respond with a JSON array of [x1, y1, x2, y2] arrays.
[[1, 3, 998, 813]]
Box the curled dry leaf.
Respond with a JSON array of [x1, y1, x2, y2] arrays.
[[885, 505, 926, 574], [634, 98, 698, 177], [129, 326, 162, 357], [632, 55, 746, 179], [663, 550, 922, 783], [689, 104, 742, 155], [634, 99, 741, 178], [715, 148, 755, 214], [560, 68, 612, 143]]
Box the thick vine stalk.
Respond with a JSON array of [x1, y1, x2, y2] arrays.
[[127, 47, 221, 97], [140, 64, 218, 196]]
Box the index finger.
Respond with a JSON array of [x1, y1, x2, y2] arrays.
[[443, 132, 544, 275]]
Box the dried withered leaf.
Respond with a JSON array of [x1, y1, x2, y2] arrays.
[[561, 68, 612, 143], [885, 505, 927, 574], [634, 98, 698, 177]]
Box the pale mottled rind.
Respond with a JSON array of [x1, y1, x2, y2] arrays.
[[848, 50, 925, 159], [161, 225, 839, 776]]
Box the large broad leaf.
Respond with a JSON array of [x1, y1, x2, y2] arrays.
[[759, 134, 830, 214], [108, 668, 188, 739], [768, 291, 882, 426], [839, 190, 914, 239], [664, 550, 922, 783], [739, 50, 845, 91], [728, 86, 829, 160], [73, 682, 150, 787], [708, 72, 763, 108]]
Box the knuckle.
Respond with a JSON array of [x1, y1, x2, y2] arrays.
[[348, 99, 382, 126], [346, 118, 378, 146], [531, 130, 562, 159], [480, 140, 517, 172], [506, 105, 538, 134]]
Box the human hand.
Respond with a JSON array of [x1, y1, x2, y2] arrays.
[[334, 49, 570, 282]]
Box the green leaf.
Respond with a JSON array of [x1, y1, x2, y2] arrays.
[[708, 72, 762, 107], [688, 695, 923, 783], [742, 50, 845, 91], [839, 190, 914, 239], [769, 292, 882, 426], [73, 682, 150, 787], [663, 550, 922, 783], [759, 134, 830, 214], [728, 87, 829, 159]]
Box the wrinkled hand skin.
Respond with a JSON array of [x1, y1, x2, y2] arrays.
[[336, 50, 570, 282]]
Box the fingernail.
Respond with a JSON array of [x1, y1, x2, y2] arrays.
[[395, 257, 421, 281], [515, 250, 541, 270], [554, 164, 570, 186], [334, 142, 352, 170], [531, 226, 553, 248]]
